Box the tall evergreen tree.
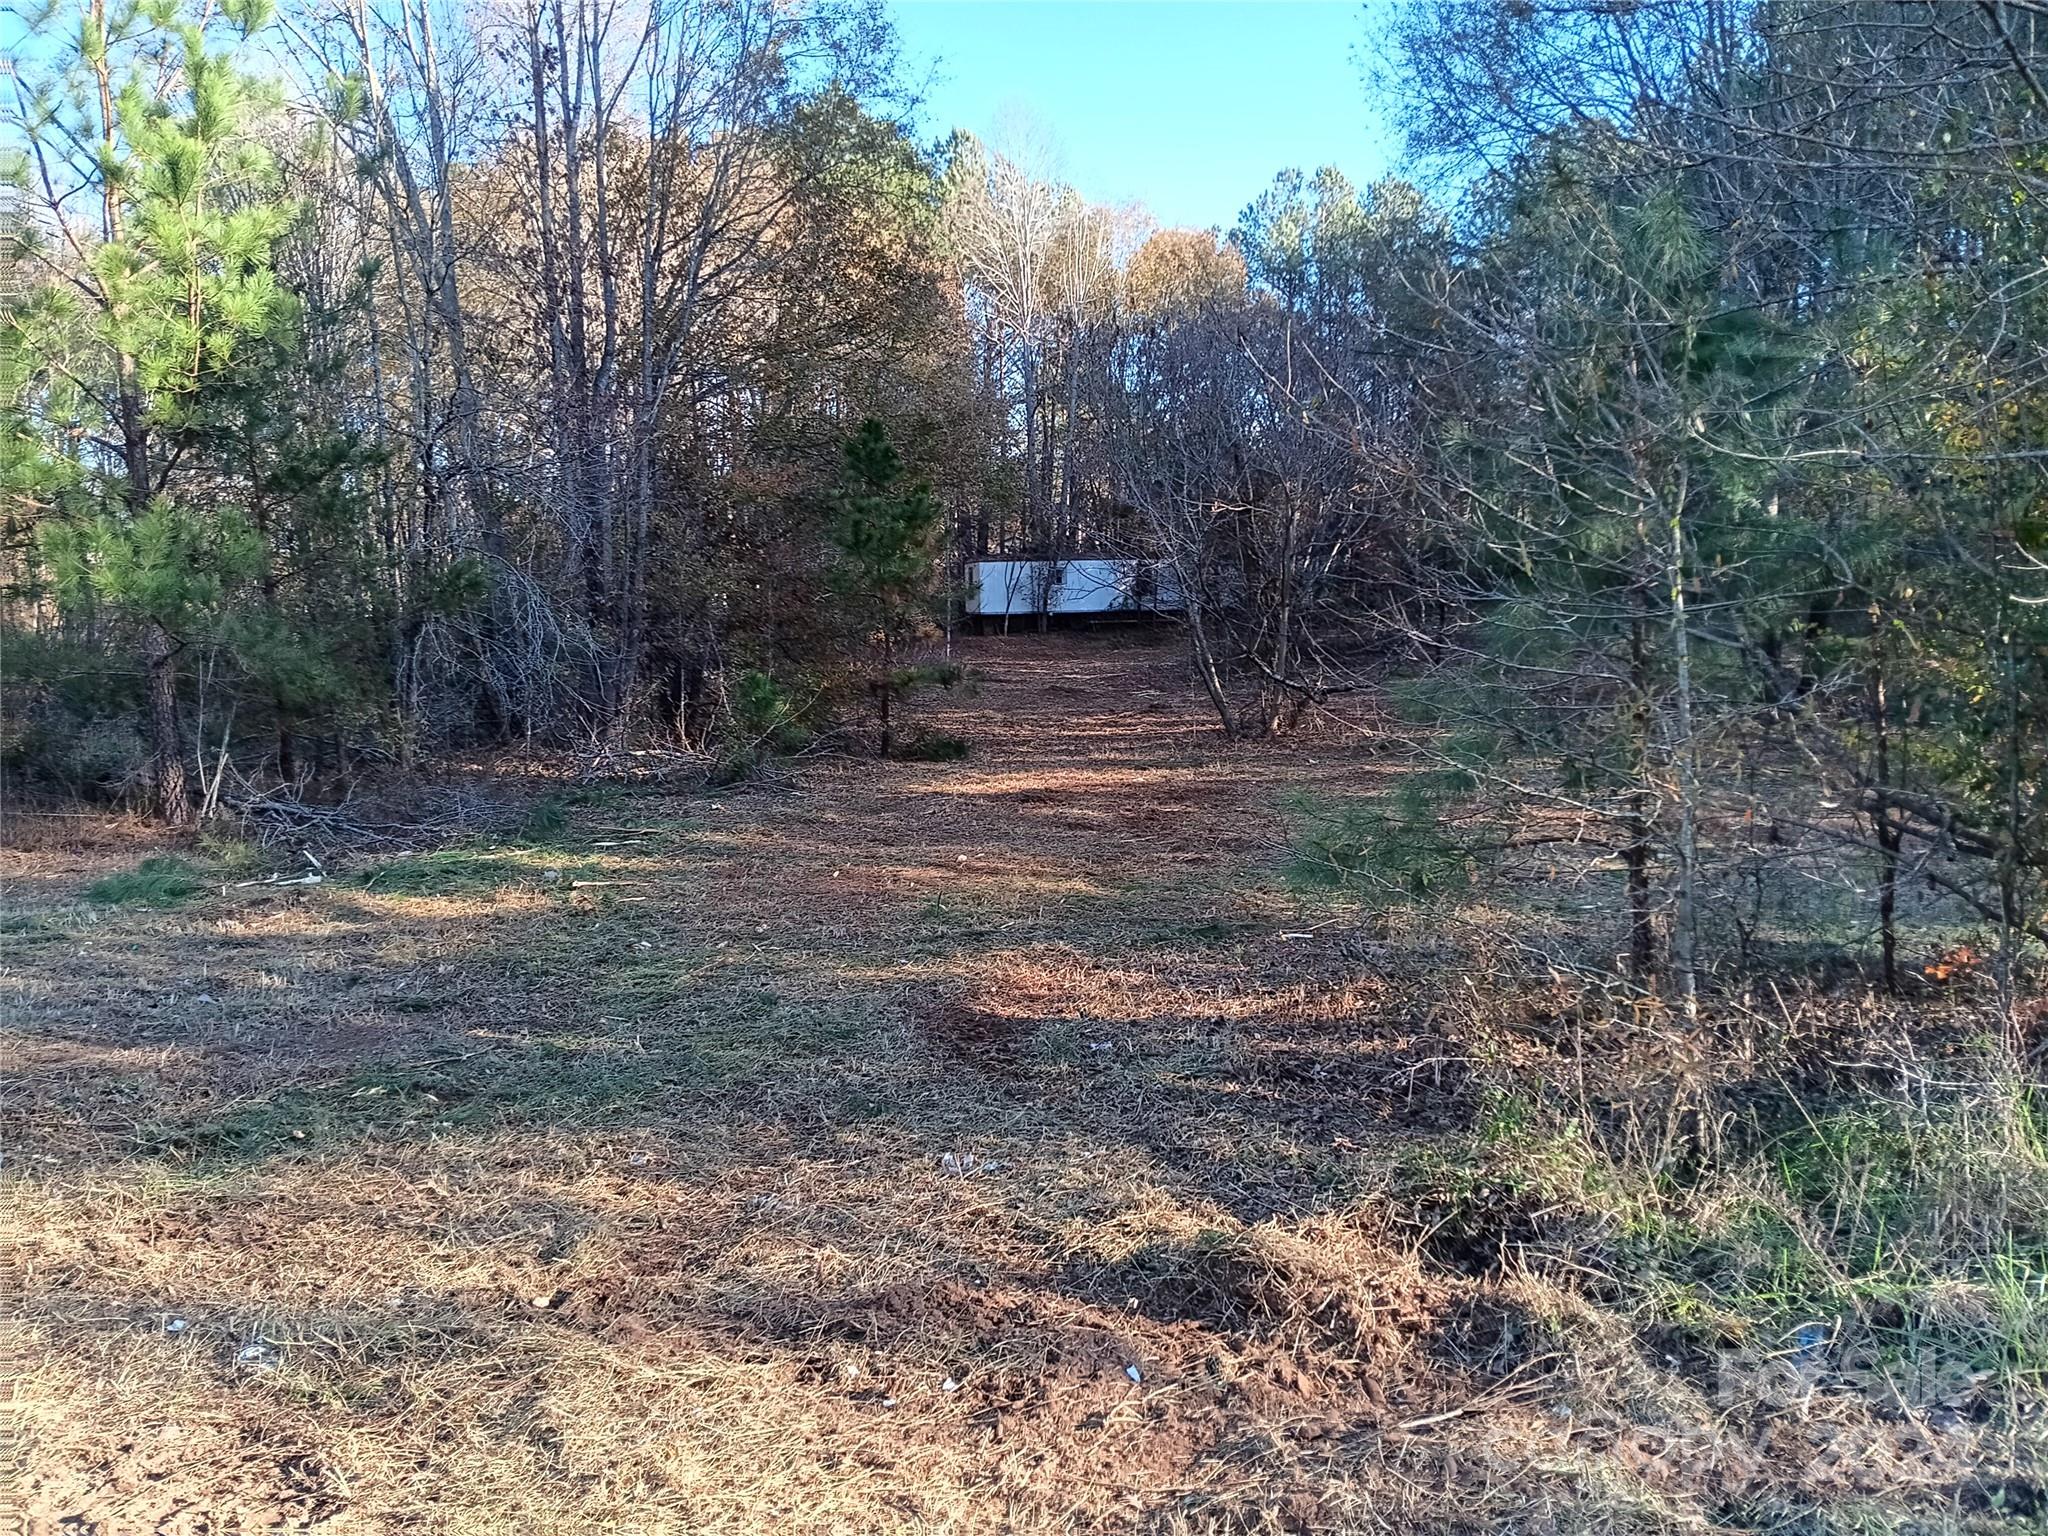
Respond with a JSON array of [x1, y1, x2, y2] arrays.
[[9, 0, 295, 823]]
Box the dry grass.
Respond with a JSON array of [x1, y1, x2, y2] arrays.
[[6, 634, 2043, 1534]]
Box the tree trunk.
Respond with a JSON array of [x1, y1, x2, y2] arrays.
[[1062, 332, 1080, 539], [1663, 478, 1700, 1022], [1021, 342, 1040, 537], [877, 627, 895, 757], [1264, 499, 1298, 737], [1995, 592, 2026, 1045], [143, 621, 193, 828], [1183, 579, 1238, 737], [1624, 596, 1657, 987], [1870, 650, 1900, 994]]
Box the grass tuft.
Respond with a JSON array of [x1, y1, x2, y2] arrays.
[[355, 846, 593, 897], [87, 855, 206, 908]]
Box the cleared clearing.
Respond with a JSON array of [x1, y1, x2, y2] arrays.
[[7, 635, 2035, 1534]]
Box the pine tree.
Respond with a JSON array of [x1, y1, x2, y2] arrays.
[[9, 0, 295, 824], [1414, 145, 1812, 1004], [828, 419, 944, 756]]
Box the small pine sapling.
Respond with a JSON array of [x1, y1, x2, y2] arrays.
[[827, 420, 945, 756]]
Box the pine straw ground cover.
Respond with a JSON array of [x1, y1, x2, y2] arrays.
[[5, 634, 2044, 1535]]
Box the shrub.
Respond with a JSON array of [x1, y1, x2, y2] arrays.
[[893, 731, 970, 762], [727, 669, 815, 754], [0, 631, 149, 800], [195, 831, 265, 875], [891, 660, 966, 692], [1401, 980, 2048, 1418], [516, 794, 572, 846], [34, 718, 152, 799], [704, 746, 768, 787]]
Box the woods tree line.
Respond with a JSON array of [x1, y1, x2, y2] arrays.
[[4, 0, 2045, 1011]]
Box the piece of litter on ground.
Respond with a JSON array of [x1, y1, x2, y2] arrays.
[[1125, 1363, 1143, 1384], [635, 940, 653, 951], [629, 1152, 651, 1166], [941, 1377, 961, 1393], [164, 1317, 188, 1334], [1086, 1041, 1112, 1052], [236, 1342, 280, 1372], [881, 1396, 897, 1408], [1793, 1321, 1829, 1363]]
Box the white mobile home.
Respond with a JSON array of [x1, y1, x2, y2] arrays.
[[966, 559, 1180, 620]]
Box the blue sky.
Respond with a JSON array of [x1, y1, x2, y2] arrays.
[[889, 1, 1392, 233]]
